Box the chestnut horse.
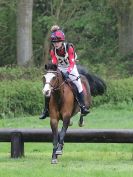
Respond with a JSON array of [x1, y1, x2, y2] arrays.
[[42, 63, 106, 164]]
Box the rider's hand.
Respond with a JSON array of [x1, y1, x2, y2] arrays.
[[64, 72, 69, 79]]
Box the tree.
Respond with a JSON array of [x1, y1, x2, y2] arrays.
[[17, 0, 33, 66], [0, 0, 16, 66], [42, 0, 64, 65], [110, 0, 133, 55]]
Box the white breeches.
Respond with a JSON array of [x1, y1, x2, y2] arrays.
[[58, 65, 83, 93]]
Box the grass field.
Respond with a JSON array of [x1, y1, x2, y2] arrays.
[[0, 104, 133, 177]]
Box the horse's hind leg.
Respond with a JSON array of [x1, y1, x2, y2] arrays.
[[56, 117, 69, 155], [78, 114, 84, 127], [55, 128, 65, 155]]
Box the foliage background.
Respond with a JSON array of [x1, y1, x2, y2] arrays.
[[0, 0, 133, 77], [0, 0, 133, 117], [0, 66, 133, 118]]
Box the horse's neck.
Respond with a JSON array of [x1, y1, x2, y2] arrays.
[[58, 74, 65, 94], [52, 84, 64, 106]]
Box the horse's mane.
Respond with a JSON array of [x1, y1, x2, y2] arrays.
[[45, 63, 58, 71], [77, 64, 107, 96]]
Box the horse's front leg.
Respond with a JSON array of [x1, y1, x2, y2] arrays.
[[50, 118, 59, 164], [56, 116, 70, 155]]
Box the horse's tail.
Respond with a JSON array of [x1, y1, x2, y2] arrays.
[[77, 64, 107, 96]]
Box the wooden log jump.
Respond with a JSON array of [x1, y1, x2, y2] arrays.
[[0, 128, 133, 158]]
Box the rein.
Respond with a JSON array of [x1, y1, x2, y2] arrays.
[[46, 70, 66, 91], [53, 80, 66, 91], [45, 70, 79, 91]]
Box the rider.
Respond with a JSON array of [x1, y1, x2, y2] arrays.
[[39, 25, 89, 119]]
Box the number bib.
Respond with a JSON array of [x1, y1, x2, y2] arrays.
[[57, 55, 69, 67], [54, 44, 70, 68]]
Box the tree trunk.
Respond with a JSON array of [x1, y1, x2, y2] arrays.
[[17, 0, 33, 66], [42, 31, 50, 65], [110, 0, 133, 56], [118, 1, 133, 55]]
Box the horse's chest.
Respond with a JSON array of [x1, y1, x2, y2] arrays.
[[53, 93, 63, 109]]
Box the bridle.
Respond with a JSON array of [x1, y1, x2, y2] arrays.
[[44, 70, 66, 91]]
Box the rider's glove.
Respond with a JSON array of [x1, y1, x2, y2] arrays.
[[64, 71, 69, 79]]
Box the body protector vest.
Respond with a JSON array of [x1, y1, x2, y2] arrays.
[[54, 42, 77, 68]]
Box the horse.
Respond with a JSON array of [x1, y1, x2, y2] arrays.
[[42, 63, 106, 164]]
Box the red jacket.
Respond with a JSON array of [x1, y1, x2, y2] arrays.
[[50, 44, 75, 73]]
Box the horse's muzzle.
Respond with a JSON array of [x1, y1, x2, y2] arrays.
[[45, 90, 51, 97], [42, 89, 51, 97]]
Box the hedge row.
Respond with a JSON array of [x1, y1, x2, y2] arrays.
[[93, 77, 133, 106], [0, 77, 133, 118], [0, 80, 43, 118]]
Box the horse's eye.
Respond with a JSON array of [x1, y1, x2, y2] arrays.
[[52, 76, 56, 81]]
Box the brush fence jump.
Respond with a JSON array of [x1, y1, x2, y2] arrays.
[[0, 128, 133, 158]]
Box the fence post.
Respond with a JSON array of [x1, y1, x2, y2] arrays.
[[11, 132, 24, 158]]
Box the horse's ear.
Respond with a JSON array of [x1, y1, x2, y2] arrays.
[[45, 64, 48, 70]]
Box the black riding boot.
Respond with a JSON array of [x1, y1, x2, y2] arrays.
[[39, 97, 50, 119], [77, 91, 90, 115]]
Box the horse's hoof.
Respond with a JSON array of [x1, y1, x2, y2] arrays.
[[56, 149, 63, 155], [56, 144, 63, 155], [78, 120, 84, 127], [51, 159, 58, 164]]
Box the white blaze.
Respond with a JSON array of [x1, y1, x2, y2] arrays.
[[42, 73, 55, 97]]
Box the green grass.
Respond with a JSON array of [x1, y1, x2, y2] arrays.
[[0, 103, 132, 129], [0, 146, 133, 177], [0, 104, 133, 177]]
